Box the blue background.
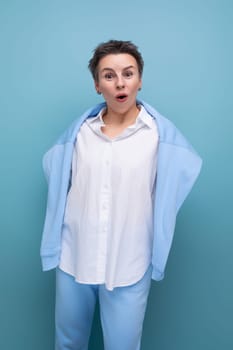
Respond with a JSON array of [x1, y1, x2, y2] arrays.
[[0, 1, 232, 349]]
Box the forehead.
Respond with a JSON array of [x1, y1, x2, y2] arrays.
[[98, 53, 138, 70]]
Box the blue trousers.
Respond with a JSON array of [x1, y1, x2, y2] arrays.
[[55, 266, 152, 350]]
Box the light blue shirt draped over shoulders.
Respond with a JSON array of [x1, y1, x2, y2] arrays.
[[40, 100, 202, 282]]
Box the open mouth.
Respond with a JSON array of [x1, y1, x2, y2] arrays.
[[116, 94, 128, 102]]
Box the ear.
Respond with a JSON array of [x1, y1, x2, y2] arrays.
[[138, 78, 142, 91], [95, 81, 101, 94]]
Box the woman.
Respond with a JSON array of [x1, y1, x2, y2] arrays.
[[40, 40, 202, 350]]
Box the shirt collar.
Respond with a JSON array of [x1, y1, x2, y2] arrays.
[[86, 104, 154, 130], [133, 105, 154, 129]]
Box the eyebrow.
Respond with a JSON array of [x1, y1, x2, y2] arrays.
[[100, 65, 136, 73]]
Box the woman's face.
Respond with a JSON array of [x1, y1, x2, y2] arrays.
[[95, 53, 142, 115]]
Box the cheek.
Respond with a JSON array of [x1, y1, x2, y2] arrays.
[[101, 85, 114, 95], [101, 88, 110, 96], [133, 83, 141, 92]]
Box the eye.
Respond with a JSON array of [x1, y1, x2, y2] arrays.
[[104, 72, 114, 80], [123, 70, 133, 78]]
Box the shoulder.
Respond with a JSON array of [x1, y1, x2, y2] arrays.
[[53, 102, 107, 146], [138, 100, 198, 153]]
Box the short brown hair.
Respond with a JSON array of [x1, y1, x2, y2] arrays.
[[88, 40, 144, 81]]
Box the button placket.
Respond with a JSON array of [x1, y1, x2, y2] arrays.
[[96, 141, 112, 277]]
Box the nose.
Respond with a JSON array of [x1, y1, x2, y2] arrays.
[[116, 75, 125, 89]]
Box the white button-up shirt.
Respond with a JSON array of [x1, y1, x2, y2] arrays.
[[59, 105, 158, 290]]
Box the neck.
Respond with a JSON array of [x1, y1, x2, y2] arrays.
[[103, 104, 140, 126]]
